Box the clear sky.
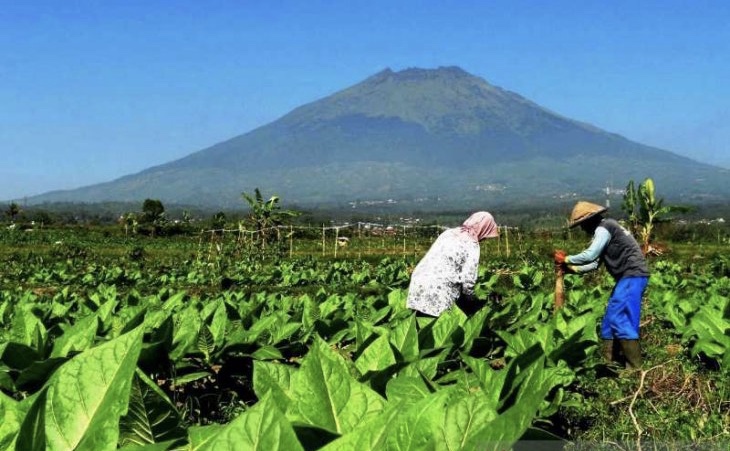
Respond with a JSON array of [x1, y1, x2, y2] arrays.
[[2, 0, 729, 200]]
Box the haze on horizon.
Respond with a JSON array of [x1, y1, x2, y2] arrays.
[[2, 1, 729, 200]]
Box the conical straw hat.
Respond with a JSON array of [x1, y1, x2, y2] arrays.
[[569, 201, 607, 228]]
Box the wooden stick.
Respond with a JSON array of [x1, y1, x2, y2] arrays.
[[554, 263, 565, 313]]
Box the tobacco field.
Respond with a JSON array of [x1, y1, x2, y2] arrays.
[[0, 227, 728, 450]]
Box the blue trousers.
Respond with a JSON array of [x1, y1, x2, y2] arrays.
[[600, 276, 648, 340]]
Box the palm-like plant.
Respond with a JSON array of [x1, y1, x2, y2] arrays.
[[622, 178, 686, 254], [4, 202, 21, 222], [241, 188, 299, 245]]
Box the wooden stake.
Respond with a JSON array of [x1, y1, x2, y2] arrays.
[[334, 227, 339, 258], [554, 264, 565, 313], [402, 225, 406, 255], [505, 227, 510, 257]]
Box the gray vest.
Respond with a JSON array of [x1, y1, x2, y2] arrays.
[[599, 218, 650, 280]]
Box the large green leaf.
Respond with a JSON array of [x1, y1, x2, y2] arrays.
[[389, 314, 419, 361], [170, 308, 201, 360], [462, 356, 507, 409], [119, 369, 184, 447], [354, 319, 377, 354], [206, 301, 228, 350], [50, 315, 99, 358], [196, 325, 215, 363], [317, 403, 402, 451], [161, 291, 187, 313], [400, 350, 447, 380], [387, 289, 408, 312], [250, 345, 284, 361], [465, 354, 553, 450], [14, 357, 68, 392], [193, 393, 303, 451], [460, 306, 491, 354], [497, 325, 552, 358], [118, 439, 177, 451], [383, 389, 452, 450], [425, 308, 466, 350], [384, 375, 433, 406], [253, 360, 296, 413], [355, 333, 396, 376], [16, 389, 47, 451], [288, 337, 385, 435], [0, 392, 22, 450], [19, 326, 144, 451], [95, 297, 118, 334], [185, 424, 223, 450], [439, 393, 499, 450], [270, 320, 301, 346], [9, 306, 46, 353]]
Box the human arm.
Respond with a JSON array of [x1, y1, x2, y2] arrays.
[[565, 226, 610, 269], [460, 244, 480, 297]]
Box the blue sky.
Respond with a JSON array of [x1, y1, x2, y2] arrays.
[[2, 0, 729, 200]]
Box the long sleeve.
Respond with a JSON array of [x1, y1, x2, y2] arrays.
[[567, 226, 610, 273], [406, 229, 481, 316], [460, 246, 480, 296]]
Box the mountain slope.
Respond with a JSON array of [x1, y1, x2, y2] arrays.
[[26, 66, 729, 208]]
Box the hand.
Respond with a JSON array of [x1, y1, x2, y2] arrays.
[[563, 264, 578, 274], [553, 249, 567, 264]]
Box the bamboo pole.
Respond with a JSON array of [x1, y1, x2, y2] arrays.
[[554, 264, 565, 313], [402, 225, 406, 255], [497, 227, 502, 256], [505, 227, 510, 257], [334, 227, 339, 258]]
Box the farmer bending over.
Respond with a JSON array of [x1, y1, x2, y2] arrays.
[[555, 201, 649, 370], [407, 211, 499, 317]]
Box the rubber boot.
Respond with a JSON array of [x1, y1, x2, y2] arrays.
[[619, 339, 642, 370], [601, 339, 615, 363]]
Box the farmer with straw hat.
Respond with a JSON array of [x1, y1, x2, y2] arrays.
[[554, 201, 649, 370]]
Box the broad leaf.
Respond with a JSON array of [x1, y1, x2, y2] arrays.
[[384, 375, 432, 406], [317, 403, 402, 451], [0, 392, 22, 450], [193, 393, 303, 451], [186, 424, 224, 450], [462, 356, 507, 409], [389, 314, 419, 361], [251, 345, 284, 360], [465, 355, 553, 450], [253, 360, 295, 413], [119, 369, 184, 447], [20, 326, 144, 451], [383, 389, 452, 450], [440, 393, 499, 450], [196, 325, 215, 362], [289, 337, 385, 435], [171, 308, 201, 360], [460, 306, 491, 354], [50, 315, 99, 358], [355, 333, 396, 375]]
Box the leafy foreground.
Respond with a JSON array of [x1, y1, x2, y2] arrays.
[[0, 299, 573, 450], [0, 245, 729, 449]]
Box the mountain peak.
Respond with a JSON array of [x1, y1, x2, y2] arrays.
[[392, 65, 471, 78], [365, 66, 479, 85], [290, 66, 534, 135], [25, 66, 727, 207]]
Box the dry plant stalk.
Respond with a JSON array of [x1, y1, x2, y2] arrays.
[[554, 263, 565, 312]]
